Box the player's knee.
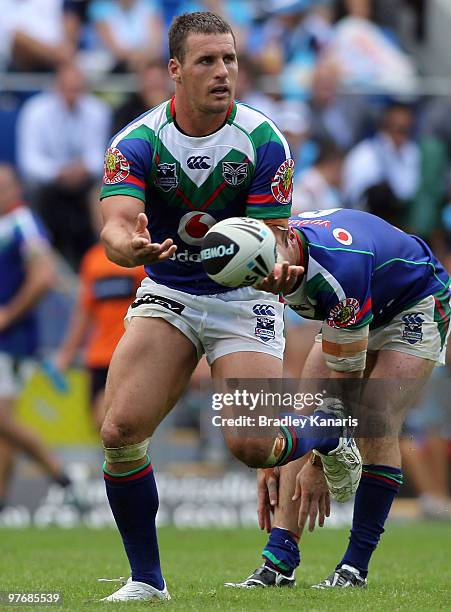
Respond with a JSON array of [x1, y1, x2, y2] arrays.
[[225, 436, 271, 468], [100, 420, 136, 449], [101, 421, 150, 464]]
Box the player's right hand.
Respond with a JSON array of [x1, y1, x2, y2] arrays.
[[255, 262, 304, 295], [130, 212, 177, 265], [292, 458, 330, 535], [257, 467, 280, 533]]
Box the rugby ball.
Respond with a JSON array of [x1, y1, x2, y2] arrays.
[[200, 217, 276, 287]]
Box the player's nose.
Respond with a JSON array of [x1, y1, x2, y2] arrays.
[[215, 59, 229, 79]]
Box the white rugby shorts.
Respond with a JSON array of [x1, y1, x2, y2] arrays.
[[125, 278, 285, 364], [0, 352, 35, 398], [316, 294, 451, 365]]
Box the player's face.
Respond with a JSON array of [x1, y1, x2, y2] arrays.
[[173, 33, 238, 114]]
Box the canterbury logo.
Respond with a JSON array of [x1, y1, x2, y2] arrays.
[[402, 313, 424, 328], [252, 304, 276, 317], [187, 156, 211, 169]]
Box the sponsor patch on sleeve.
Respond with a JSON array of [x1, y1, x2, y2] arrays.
[[327, 298, 360, 328], [271, 159, 294, 204], [103, 147, 130, 184]]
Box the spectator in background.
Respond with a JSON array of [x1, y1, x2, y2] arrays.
[[63, 0, 94, 53], [0, 164, 72, 513], [321, 3, 418, 97], [273, 100, 311, 165], [307, 61, 374, 151], [178, 0, 257, 55], [343, 102, 420, 227], [111, 60, 173, 135], [256, 0, 334, 99], [292, 139, 344, 214], [16, 62, 111, 271], [334, 0, 406, 41], [420, 94, 451, 187], [88, 0, 164, 72], [54, 203, 145, 431], [3, 0, 75, 72], [413, 94, 451, 244], [233, 54, 278, 119]]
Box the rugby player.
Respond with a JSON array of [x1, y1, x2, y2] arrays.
[[98, 12, 360, 602], [0, 164, 71, 508], [226, 208, 451, 589]]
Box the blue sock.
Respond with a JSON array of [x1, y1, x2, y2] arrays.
[[339, 464, 403, 577], [262, 527, 300, 575], [104, 458, 164, 590], [276, 411, 339, 465]]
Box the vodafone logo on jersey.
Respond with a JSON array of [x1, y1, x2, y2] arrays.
[[333, 227, 353, 245], [177, 211, 217, 246]]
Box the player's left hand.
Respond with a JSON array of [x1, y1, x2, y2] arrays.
[[257, 467, 280, 533], [255, 262, 304, 295], [292, 458, 330, 534]]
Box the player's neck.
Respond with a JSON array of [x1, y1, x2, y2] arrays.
[[173, 96, 229, 137], [291, 229, 308, 269]]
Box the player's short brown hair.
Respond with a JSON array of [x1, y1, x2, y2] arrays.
[[168, 11, 235, 62]]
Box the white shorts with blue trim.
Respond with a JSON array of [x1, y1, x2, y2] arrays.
[[316, 295, 451, 365], [0, 352, 35, 398], [125, 278, 285, 365]]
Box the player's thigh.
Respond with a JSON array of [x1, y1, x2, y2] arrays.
[[211, 351, 283, 379], [301, 341, 329, 379], [102, 316, 198, 444], [360, 350, 435, 458], [367, 350, 435, 419], [302, 335, 379, 378], [211, 352, 283, 466]]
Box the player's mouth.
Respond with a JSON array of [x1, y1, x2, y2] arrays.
[[210, 85, 230, 98]]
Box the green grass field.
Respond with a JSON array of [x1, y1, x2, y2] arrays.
[[1, 524, 449, 611]]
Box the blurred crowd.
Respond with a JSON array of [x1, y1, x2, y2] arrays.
[[0, 0, 449, 518]]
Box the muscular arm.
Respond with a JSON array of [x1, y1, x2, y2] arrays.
[[100, 196, 144, 267], [100, 195, 176, 268]]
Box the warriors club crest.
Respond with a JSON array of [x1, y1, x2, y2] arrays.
[[271, 159, 295, 204], [222, 161, 249, 187], [327, 298, 360, 328], [103, 147, 130, 184]]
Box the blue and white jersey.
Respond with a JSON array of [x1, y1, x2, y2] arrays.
[[288, 209, 450, 330], [0, 205, 50, 357]]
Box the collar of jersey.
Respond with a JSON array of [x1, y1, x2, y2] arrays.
[[166, 96, 237, 135]]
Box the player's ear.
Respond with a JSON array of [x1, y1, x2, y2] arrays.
[[168, 58, 181, 83]]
